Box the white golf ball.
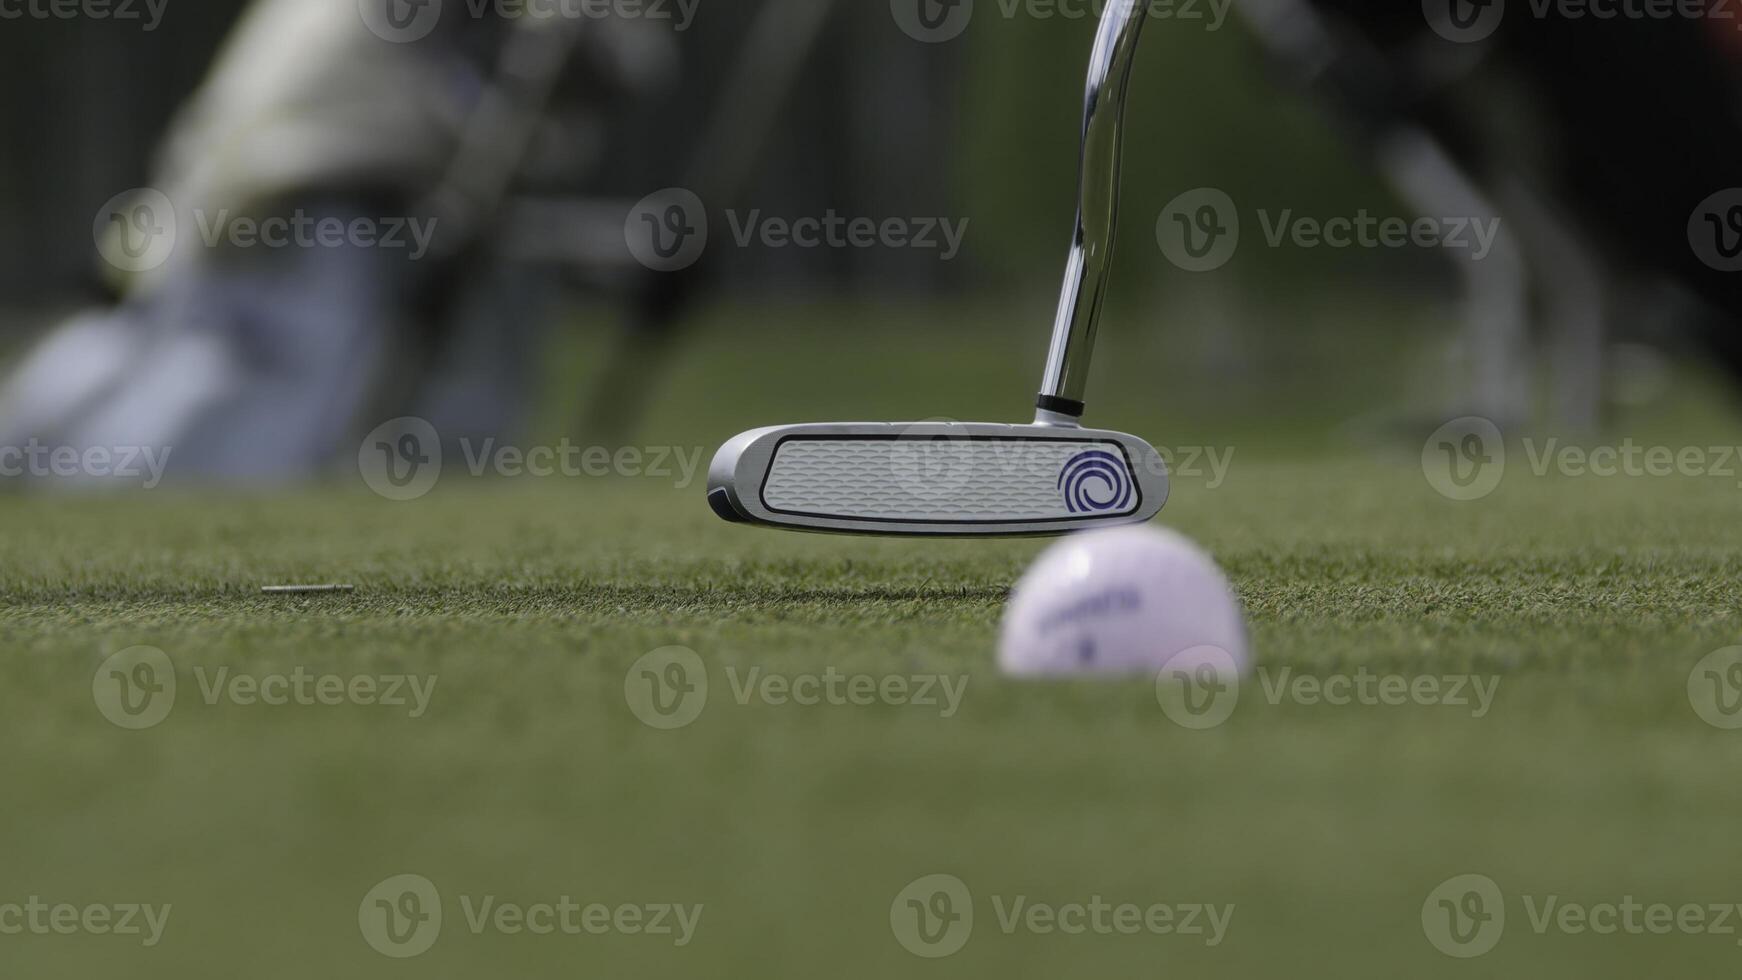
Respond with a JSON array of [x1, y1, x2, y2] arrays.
[[998, 525, 1249, 678]]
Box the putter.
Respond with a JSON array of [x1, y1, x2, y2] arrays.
[[707, 1, 1164, 535]]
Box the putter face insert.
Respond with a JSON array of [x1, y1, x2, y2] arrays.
[[708, 2, 1161, 537], [708, 422, 1167, 536]]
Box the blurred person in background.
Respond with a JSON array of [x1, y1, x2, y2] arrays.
[[0, 0, 675, 483]]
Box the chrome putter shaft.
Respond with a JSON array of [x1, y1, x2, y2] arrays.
[[1038, 0, 1150, 425]]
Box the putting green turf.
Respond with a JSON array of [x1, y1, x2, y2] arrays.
[[4, 304, 1742, 978]]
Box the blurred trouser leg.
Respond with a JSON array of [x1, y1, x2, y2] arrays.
[[61, 198, 419, 483]]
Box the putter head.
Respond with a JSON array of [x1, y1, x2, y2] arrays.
[[707, 421, 1167, 536]]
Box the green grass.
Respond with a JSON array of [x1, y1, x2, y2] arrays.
[[4, 303, 1742, 978]]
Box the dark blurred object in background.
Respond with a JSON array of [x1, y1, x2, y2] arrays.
[[1242, 0, 1742, 430]]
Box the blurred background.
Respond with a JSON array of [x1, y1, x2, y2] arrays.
[[7, 6, 1742, 980], [6, 0, 1742, 488]]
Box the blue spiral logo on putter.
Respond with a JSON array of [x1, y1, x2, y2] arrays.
[[1058, 450, 1134, 514]]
